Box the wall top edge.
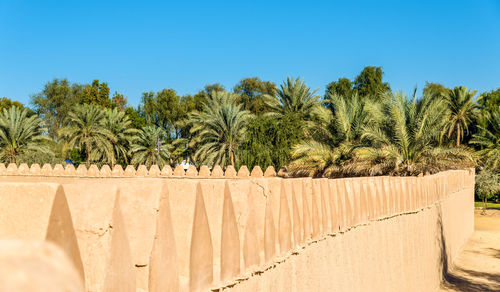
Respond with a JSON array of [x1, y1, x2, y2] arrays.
[[0, 162, 474, 180]]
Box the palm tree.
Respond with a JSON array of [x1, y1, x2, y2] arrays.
[[470, 107, 500, 171], [103, 108, 138, 167], [59, 104, 115, 167], [0, 107, 52, 163], [188, 91, 252, 167], [288, 93, 372, 177], [442, 86, 476, 146], [264, 77, 327, 122], [350, 91, 474, 176], [130, 126, 172, 167]]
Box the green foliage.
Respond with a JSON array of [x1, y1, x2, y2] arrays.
[[0, 107, 52, 163], [82, 80, 112, 108], [326, 78, 353, 99], [6, 74, 496, 177], [324, 66, 390, 106], [265, 77, 326, 122], [124, 106, 146, 129], [69, 148, 84, 167], [233, 77, 276, 114], [476, 88, 500, 136], [353, 66, 391, 99], [478, 88, 500, 111], [423, 82, 450, 99], [442, 86, 477, 146], [130, 126, 172, 167], [31, 78, 85, 138], [475, 170, 500, 203], [111, 92, 127, 111], [59, 104, 115, 166], [289, 93, 370, 177], [141, 89, 186, 138], [470, 107, 500, 171], [103, 108, 138, 166], [239, 114, 304, 170], [353, 91, 475, 176], [188, 91, 252, 167], [0, 97, 31, 113]]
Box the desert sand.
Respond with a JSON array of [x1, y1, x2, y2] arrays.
[[440, 209, 500, 291]]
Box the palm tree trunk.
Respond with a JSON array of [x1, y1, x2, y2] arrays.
[[230, 151, 235, 166], [86, 136, 91, 167], [456, 130, 460, 146]]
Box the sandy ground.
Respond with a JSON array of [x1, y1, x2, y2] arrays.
[[440, 209, 500, 291]]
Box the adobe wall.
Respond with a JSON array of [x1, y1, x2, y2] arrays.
[[0, 163, 474, 292]]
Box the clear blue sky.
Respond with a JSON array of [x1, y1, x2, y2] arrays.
[[1, 0, 499, 107]]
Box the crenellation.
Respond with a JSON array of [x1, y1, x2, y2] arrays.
[[250, 165, 263, 177], [41, 163, 53, 176], [0, 169, 475, 291], [136, 165, 148, 177], [87, 165, 99, 177], [64, 164, 75, 176], [198, 165, 211, 177], [124, 165, 136, 177], [173, 165, 185, 177], [185, 165, 198, 177], [263, 166, 276, 177], [224, 165, 236, 178], [211, 165, 223, 178], [148, 165, 160, 177], [52, 164, 64, 176], [160, 165, 172, 177], [100, 165, 111, 177], [6, 163, 17, 175], [18, 163, 30, 175]]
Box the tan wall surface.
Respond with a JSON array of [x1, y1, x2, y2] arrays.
[[0, 164, 474, 292]]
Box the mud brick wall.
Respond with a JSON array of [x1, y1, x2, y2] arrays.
[[0, 163, 474, 292]]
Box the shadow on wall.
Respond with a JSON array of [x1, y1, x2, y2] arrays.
[[438, 208, 500, 292]]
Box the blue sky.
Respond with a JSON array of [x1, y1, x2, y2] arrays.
[[1, 0, 499, 106]]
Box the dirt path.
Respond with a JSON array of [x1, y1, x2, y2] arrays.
[[440, 209, 500, 291]]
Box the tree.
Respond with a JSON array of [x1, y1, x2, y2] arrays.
[[188, 91, 252, 167], [351, 91, 474, 176], [124, 106, 146, 129], [59, 104, 115, 167], [239, 113, 305, 170], [111, 92, 127, 111], [423, 82, 449, 99], [82, 80, 112, 107], [289, 93, 371, 177], [233, 77, 276, 114], [103, 108, 138, 167], [475, 170, 500, 214], [264, 77, 326, 122], [476, 88, 500, 135], [0, 107, 51, 163], [353, 66, 391, 99], [130, 126, 172, 167], [470, 107, 500, 171], [324, 78, 354, 109], [202, 83, 225, 97], [477, 88, 500, 111], [31, 78, 85, 138], [442, 86, 477, 146], [141, 89, 184, 138], [0, 97, 30, 112]]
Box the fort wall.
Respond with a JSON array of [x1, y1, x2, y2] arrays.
[[0, 163, 474, 291]]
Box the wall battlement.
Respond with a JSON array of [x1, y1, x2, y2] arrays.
[[0, 168, 475, 291], [0, 163, 277, 178]]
